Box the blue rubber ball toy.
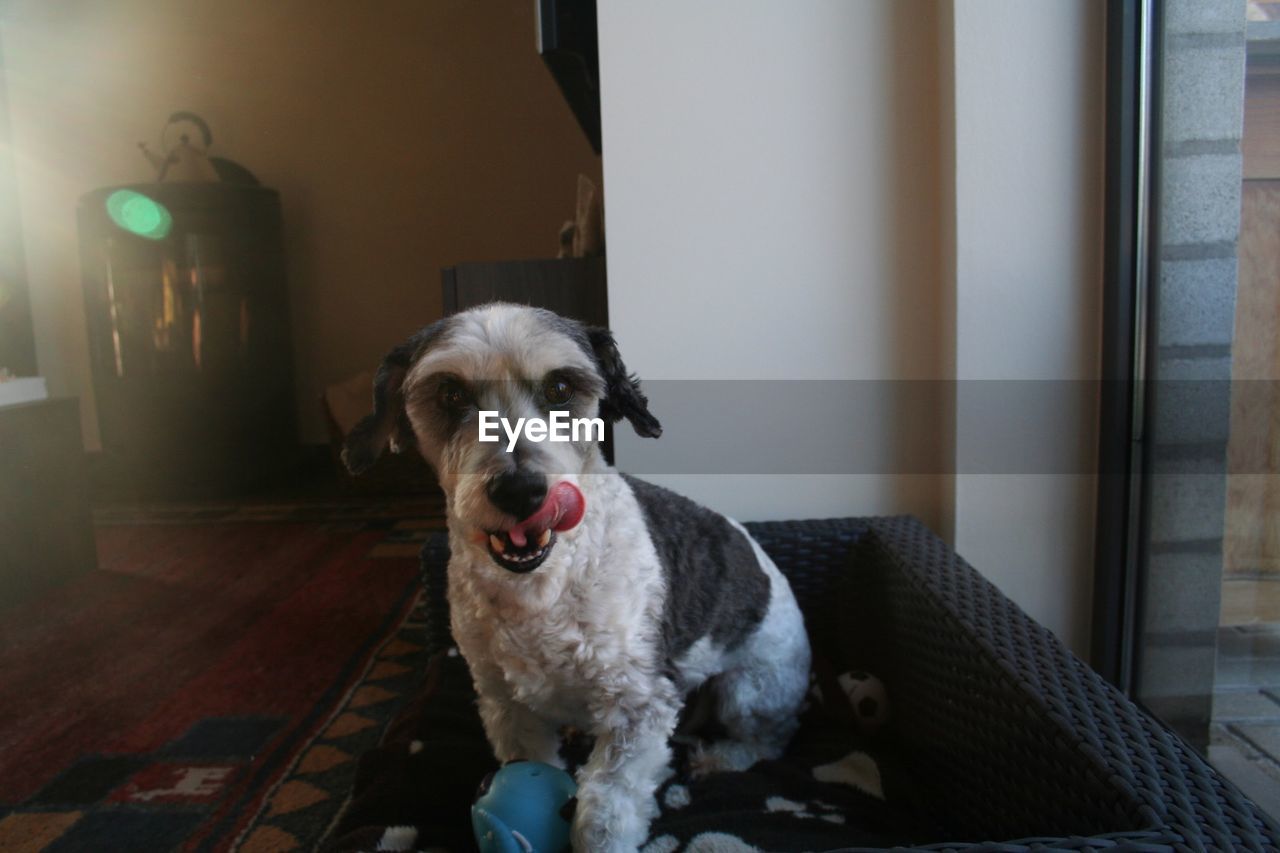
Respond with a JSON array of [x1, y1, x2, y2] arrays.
[[472, 761, 578, 853]]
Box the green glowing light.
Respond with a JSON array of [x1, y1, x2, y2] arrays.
[[105, 190, 172, 240]]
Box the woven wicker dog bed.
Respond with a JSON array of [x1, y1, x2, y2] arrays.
[[403, 516, 1280, 852]]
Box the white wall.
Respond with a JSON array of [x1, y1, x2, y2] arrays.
[[598, 0, 954, 534], [599, 0, 1103, 655], [951, 1, 1104, 655]]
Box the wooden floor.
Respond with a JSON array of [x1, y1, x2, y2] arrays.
[[1223, 577, 1280, 626], [1212, 624, 1280, 820]]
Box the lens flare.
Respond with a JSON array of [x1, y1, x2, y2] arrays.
[[105, 190, 172, 240]]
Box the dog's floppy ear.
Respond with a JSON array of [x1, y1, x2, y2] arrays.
[[342, 321, 446, 475], [586, 326, 662, 439]]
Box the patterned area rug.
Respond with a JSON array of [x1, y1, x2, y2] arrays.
[[0, 501, 443, 852]]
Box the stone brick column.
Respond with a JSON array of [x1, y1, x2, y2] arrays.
[[1136, 0, 1246, 751]]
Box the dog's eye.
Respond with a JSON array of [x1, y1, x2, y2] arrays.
[[543, 376, 574, 406], [439, 380, 470, 410]]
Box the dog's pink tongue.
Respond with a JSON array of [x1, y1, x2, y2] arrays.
[[506, 482, 585, 547]]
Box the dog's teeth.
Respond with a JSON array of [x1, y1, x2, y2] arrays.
[[489, 534, 506, 553], [537, 529, 551, 548]]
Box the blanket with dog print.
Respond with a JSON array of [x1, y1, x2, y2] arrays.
[[323, 652, 936, 853]]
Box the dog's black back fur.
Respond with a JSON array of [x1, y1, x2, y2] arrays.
[[622, 474, 769, 670]]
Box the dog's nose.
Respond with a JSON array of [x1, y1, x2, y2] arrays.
[[487, 470, 548, 520]]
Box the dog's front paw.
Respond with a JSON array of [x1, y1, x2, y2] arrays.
[[571, 777, 657, 853]]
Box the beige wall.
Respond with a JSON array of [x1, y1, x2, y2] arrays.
[[599, 0, 955, 534], [599, 0, 1104, 656], [2, 0, 601, 447], [951, 1, 1104, 658]]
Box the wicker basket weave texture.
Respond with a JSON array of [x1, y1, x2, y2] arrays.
[[418, 516, 1280, 852]]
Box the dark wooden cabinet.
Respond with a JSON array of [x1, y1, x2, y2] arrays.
[[442, 257, 607, 327], [78, 183, 296, 498]]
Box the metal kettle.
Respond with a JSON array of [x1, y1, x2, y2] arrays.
[[138, 112, 258, 185]]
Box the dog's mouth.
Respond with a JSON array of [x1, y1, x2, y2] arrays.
[[484, 481, 585, 574], [486, 527, 557, 572]]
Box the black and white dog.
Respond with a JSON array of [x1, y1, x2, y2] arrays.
[[344, 303, 810, 852]]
